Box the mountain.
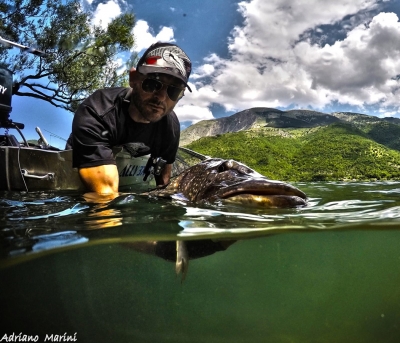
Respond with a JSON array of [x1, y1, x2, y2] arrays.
[[180, 108, 400, 147], [185, 122, 400, 181], [180, 108, 400, 181]]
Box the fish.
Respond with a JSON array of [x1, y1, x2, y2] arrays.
[[142, 158, 307, 281], [175, 240, 189, 283], [146, 158, 307, 208]]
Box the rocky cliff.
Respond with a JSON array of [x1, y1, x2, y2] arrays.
[[180, 108, 400, 146]]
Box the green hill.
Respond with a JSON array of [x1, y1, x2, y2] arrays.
[[363, 121, 400, 151], [181, 108, 400, 152], [186, 123, 400, 181]]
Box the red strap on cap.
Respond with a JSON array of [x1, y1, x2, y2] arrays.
[[145, 56, 161, 65]]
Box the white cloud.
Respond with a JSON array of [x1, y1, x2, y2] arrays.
[[155, 27, 175, 44], [379, 110, 398, 118], [81, 0, 94, 6], [191, 64, 215, 79], [188, 0, 400, 124], [133, 20, 175, 52], [297, 12, 400, 106], [91, 0, 122, 28], [172, 82, 220, 122], [174, 105, 214, 123]]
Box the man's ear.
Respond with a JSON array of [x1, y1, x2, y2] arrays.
[[129, 67, 141, 87]]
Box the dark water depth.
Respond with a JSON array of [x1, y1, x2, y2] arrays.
[[1, 181, 400, 342]]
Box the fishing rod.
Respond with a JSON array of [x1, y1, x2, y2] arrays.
[[178, 146, 208, 161], [42, 128, 67, 142], [0, 36, 46, 57]]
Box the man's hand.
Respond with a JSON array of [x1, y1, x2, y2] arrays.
[[155, 163, 173, 186], [79, 165, 119, 197]]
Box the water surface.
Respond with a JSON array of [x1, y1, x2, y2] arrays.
[[1, 182, 400, 342]]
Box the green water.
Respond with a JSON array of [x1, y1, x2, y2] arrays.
[[1, 182, 400, 342]]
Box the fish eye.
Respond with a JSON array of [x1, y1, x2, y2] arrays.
[[238, 166, 250, 174], [218, 160, 234, 172]]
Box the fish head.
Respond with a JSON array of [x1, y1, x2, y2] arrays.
[[167, 158, 307, 208]]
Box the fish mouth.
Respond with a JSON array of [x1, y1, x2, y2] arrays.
[[213, 179, 307, 208]]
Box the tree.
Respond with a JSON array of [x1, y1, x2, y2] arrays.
[[0, 0, 136, 112]]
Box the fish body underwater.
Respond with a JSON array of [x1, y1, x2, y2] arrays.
[[146, 158, 307, 208], [135, 158, 307, 281]]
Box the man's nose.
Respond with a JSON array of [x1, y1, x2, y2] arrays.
[[153, 84, 168, 100]]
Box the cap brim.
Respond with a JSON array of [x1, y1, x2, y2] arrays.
[[138, 65, 192, 92]]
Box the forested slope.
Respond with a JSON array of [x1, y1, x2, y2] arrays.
[[186, 123, 400, 181]]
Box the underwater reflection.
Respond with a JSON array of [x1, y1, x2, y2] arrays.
[[122, 239, 236, 282], [3, 181, 400, 267], [4, 230, 88, 259], [85, 208, 123, 229]]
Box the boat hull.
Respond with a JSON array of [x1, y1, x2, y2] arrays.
[[0, 147, 155, 192]]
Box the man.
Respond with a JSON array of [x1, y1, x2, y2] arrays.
[[68, 42, 192, 197]]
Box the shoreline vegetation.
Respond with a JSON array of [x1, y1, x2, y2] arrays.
[[185, 122, 400, 182]]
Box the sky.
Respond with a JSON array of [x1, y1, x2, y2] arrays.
[[6, 0, 400, 148]]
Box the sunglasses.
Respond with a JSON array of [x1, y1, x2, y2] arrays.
[[141, 78, 185, 101]]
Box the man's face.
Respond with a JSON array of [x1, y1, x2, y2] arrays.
[[130, 72, 185, 123]]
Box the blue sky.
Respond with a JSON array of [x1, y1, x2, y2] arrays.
[[7, 0, 400, 148]]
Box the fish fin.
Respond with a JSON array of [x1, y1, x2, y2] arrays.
[[171, 193, 189, 201], [146, 188, 178, 198], [176, 240, 189, 283]]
